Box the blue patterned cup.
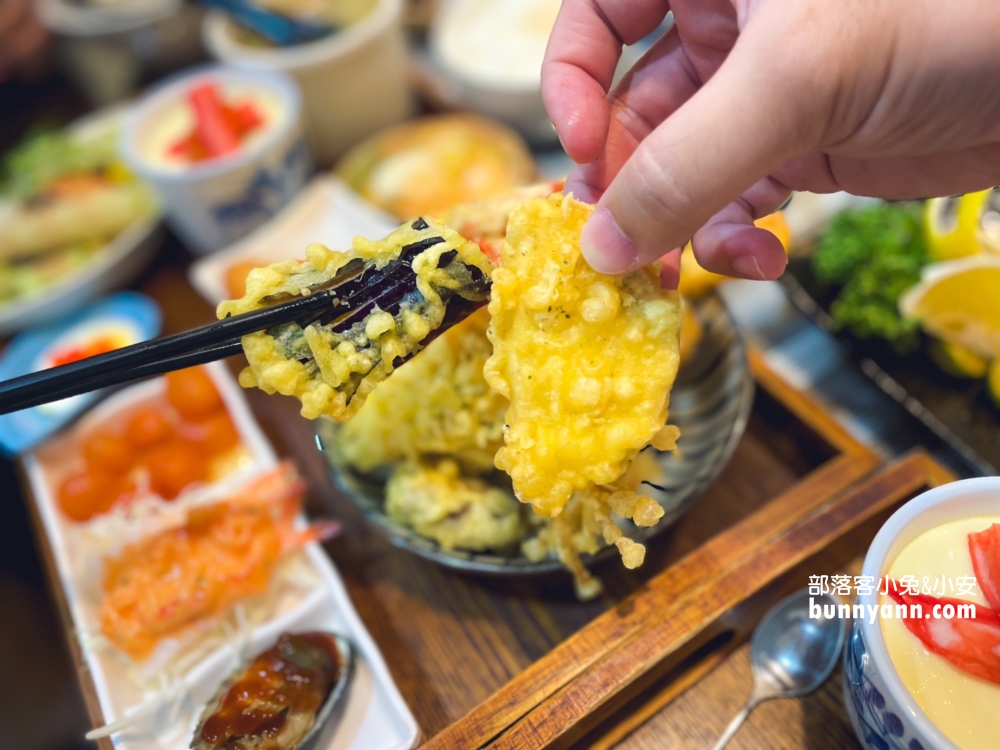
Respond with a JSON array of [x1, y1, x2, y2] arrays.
[[121, 64, 310, 255], [844, 477, 1000, 750]]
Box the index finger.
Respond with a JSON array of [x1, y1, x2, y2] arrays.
[[542, 0, 670, 164]]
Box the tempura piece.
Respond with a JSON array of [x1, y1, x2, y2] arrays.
[[336, 307, 506, 474], [218, 218, 492, 421], [386, 459, 527, 551], [522, 451, 666, 599], [99, 463, 336, 661], [484, 194, 683, 517], [445, 181, 563, 264], [0, 180, 153, 261]]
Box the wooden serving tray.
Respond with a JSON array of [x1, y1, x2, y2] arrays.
[[18, 248, 957, 748]]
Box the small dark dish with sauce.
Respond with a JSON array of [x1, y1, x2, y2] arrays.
[[191, 631, 353, 750]]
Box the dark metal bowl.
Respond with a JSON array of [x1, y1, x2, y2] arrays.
[[317, 294, 754, 575]]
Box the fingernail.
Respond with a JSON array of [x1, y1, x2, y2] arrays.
[[581, 207, 639, 275], [731, 254, 768, 280], [554, 125, 569, 155]]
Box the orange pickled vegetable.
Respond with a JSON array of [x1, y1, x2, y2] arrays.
[[59, 469, 113, 522], [181, 412, 240, 455], [99, 463, 338, 660], [82, 431, 134, 474], [166, 367, 224, 422], [142, 440, 209, 500], [225, 261, 261, 299], [126, 406, 172, 449], [57, 368, 244, 522]]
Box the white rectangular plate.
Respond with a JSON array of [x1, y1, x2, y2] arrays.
[[22, 361, 418, 750], [188, 176, 398, 306]]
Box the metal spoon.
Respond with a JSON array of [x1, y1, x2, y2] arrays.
[[711, 589, 844, 750]]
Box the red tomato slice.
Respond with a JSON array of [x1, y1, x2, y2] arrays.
[[189, 83, 240, 158], [233, 102, 263, 131], [887, 584, 1000, 685], [969, 523, 1000, 610]]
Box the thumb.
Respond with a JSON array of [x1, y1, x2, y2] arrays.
[[580, 18, 823, 277]]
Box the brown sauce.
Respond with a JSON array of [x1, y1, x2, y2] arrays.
[[199, 632, 341, 748]]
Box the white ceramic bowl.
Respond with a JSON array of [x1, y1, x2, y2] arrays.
[[120, 65, 309, 255], [188, 175, 396, 305], [845, 477, 1000, 750], [203, 0, 413, 166], [427, 0, 557, 145]]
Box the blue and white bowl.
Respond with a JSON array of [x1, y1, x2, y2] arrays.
[[844, 477, 1000, 750], [121, 64, 310, 255]]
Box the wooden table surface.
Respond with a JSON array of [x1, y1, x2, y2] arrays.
[[65, 237, 866, 749]]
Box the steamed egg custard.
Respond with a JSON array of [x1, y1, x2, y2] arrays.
[[218, 217, 492, 420], [881, 516, 1000, 750], [484, 194, 682, 518]]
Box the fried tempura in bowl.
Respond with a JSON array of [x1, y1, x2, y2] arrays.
[[485, 194, 683, 518], [313, 192, 686, 597], [222, 187, 693, 597]]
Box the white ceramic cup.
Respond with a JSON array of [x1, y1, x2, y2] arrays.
[[844, 476, 1000, 750], [428, 0, 556, 145], [120, 65, 310, 255], [202, 0, 413, 166]]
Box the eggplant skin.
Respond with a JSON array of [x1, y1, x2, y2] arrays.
[[191, 632, 341, 750]]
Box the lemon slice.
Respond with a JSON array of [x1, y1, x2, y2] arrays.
[[928, 339, 989, 379], [976, 188, 1000, 253], [924, 191, 989, 261], [899, 255, 1000, 358]]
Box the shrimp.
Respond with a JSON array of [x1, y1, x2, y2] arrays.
[[98, 462, 338, 661]]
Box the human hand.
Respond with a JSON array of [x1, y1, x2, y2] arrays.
[[542, 0, 1000, 284], [0, 0, 50, 83]]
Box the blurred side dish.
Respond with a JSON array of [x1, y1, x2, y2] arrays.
[[336, 114, 536, 221], [0, 126, 156, 306], [809, 190, 1000, 404]]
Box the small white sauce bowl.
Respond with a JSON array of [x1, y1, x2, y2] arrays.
[[845, 476, 1000, 750]]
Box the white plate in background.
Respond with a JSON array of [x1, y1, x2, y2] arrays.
[[189, 176, 397, 306], [22, 361, 418, 750], [0, 107, 163, 336]]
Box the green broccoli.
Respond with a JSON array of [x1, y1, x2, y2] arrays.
[[811, 202, 928, 354]]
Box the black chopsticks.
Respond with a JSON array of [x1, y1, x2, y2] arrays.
[[0, 234, 487, 415], [0, 289, 334, 414]]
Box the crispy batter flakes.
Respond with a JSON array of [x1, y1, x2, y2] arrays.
[[218, 218, 491, 421], [484, 194, 683, 517]]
